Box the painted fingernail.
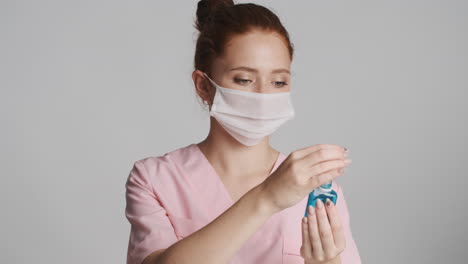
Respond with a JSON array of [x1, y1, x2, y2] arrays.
[[316, 199, 323, 209], [308, 205, 314, 215], [326, 198, 332, 207]]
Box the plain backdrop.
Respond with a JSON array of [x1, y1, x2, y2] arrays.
[[1, 0, 467, 263]]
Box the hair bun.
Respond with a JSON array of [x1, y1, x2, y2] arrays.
[[195, 0, 234, 32]]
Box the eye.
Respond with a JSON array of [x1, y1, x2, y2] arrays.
[[273, 81, 288, 88], [234, 78, 252, 85]]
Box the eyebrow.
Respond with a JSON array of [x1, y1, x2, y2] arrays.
[[227, 66, 290, 75]]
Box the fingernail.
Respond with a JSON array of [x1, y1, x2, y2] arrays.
[[344, 152, 349, 157], [308, 205, 314, 215], [338, 168, 344, 174], [316, 199, 323, 209], [303, 217, 308, 224], [344, 159, 352, 165], [326, 198, 332, 207]]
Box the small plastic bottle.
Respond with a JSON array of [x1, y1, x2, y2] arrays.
[[304, 181, 338, 217]]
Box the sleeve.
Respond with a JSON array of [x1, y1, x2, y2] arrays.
[[125, 160, 178, 264], [334, 182, 362, 264]]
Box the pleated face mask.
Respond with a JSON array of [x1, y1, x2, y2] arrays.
[[203, 72, 295, 146]]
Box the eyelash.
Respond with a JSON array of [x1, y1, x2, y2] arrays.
[[234, 78, 288, 88], [234, 78, 251, 85]]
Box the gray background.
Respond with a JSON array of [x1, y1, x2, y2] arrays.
[[1, 0, 467, 263]]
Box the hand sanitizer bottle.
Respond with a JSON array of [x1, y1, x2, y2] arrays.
[[304, 181, 338, 217]]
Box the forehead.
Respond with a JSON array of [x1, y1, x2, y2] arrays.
[[217, 30, 291, 72]]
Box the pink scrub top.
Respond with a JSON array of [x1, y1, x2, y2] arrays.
[[125, 143, 361, 264]]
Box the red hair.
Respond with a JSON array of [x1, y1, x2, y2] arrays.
[[193, 0, 295, 76]]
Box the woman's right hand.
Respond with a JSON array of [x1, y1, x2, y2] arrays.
[[260, 144, 351, 213]]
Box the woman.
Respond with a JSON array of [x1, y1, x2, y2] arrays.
[[125, 1, 361, 263]]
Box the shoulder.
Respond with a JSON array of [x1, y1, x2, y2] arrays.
[[330, 180, 354, 224], [127, 143, 195, 187], [331, 180, 348, 206], [331, 180, 343, 194], [277, 151, 288, 163]]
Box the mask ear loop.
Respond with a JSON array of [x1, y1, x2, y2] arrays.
[[202, 72, 216, 110]]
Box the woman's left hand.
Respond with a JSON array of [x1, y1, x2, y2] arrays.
[[300, 198, 346, 264]]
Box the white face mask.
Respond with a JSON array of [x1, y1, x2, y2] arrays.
[[203, 72, 295, 146]]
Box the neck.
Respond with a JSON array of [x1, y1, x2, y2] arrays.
[[196, 117, 280, 178]]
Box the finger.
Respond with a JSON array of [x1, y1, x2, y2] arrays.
[[301, 216, 313, 259], [325, 198, 346, 251], [295, 147, 347, 166], [307, 203, 324, 260], [315, 199, 336, 258], [308, 158, 351, 177], [292, 144, 346, 160], [307, 167, 344, 190]]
